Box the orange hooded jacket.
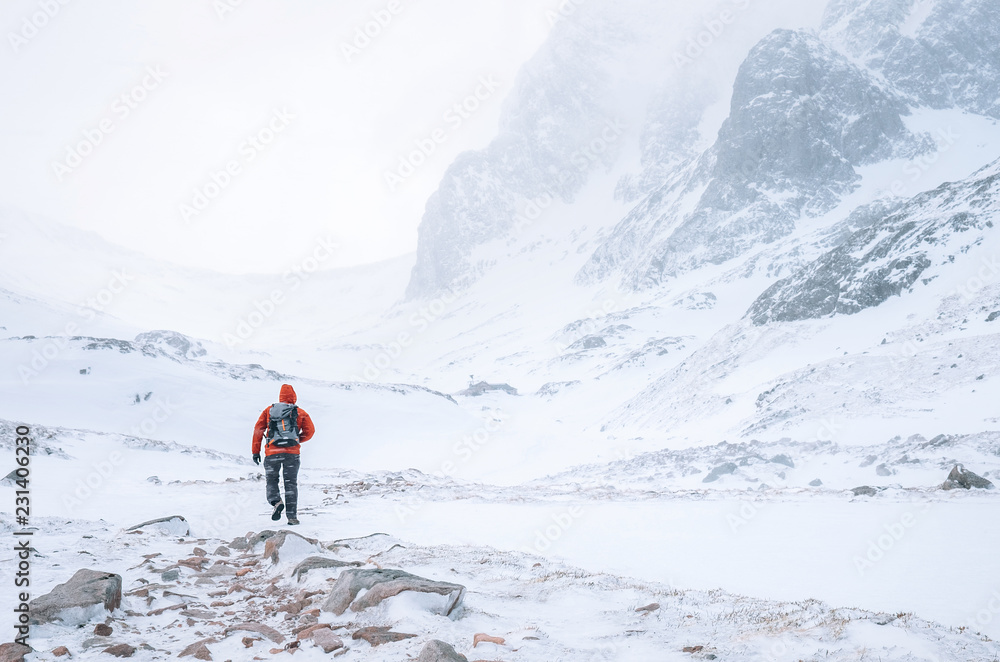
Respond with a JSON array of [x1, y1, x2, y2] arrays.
[[252, 384, 315, 456]]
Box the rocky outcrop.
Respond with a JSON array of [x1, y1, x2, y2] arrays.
[[405, 3, 638, 298], [134, 330, 207, 360], [29, 569, 122, 625], [581, 28, 924, 289], [747, 158, 1000, 324], [821, 0, 1000, 118], [941, 464, 995, 490], [322, 568, 465, 617]]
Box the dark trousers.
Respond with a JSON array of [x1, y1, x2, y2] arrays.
[[264, 453, 300, 518]]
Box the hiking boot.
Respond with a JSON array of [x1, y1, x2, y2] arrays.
[[271, 501, 285, 521], [287, 517, 300, 525]]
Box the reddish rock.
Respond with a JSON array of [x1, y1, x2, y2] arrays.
[[94, 623, 113, 636], [473, 633, 505, 647], [179, 638, 216, 660], [352, 626, 416, 647], [102, 643, 136, 657], [225, 623, 284, 644], [0, 642, 32, 662], [311, 630, 344, 653]]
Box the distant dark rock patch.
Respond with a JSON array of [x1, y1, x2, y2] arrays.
[[457, 381, 518, 397], [702, 463, 738, 483]]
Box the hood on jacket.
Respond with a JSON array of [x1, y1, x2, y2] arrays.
[[279, 384, 297, 404]]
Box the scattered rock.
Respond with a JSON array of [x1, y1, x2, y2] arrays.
[[311, 630, 344, 653], [859, 455, 878, 468], [702, 463, 737, 483], [125, 516, 189, 536], [473, 633, 505, 647], [229, 536, 250, 551], [323, 568, 465, 616], [179, 638, 216, 660], [942, 464, 995, 490], [876, 463, 894, 476], [224, 623, 284, 644], [0, 643, 32, 662], [296, 623, 333, 640], [418, 640, 468, 662], [987, 311, 1000, 322], [192, 547, 207, 557], [808, 479, 823, 487], [161, 570, 180, 582], [29, 569, 122, 624], [263, 531, 321, 564], [245, 530, 280, 548], [851, 486, 881, 497], [213, 546, 231, 557], [292, 556, 363, 581], [200, 564, 237, 578], [101, 643, 135, 657], [93, 624, 113, 636], [769, 454, 794, 468], [52, 647, 70, 658], [146, 476, 161, 485], [636, 602, 660, 613], [683, 645, 704, 653], [352, 626, 417, 647]]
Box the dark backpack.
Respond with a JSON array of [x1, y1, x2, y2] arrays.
[[266, 403, 300, 448]]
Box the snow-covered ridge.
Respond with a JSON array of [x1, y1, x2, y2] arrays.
[[748, 157, 1000, 324]]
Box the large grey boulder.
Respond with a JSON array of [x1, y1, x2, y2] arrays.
[[29, 569, 122, 624], [292, 556, 363, 582], [418, 640, 468, 662], [942, 464, 995, 490], [321, 569, 465, 617]]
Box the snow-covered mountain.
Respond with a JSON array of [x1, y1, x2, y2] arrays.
[[5, 0, 1000, 657]]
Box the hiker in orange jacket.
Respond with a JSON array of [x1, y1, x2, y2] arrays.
[[251, 384, 315, 525]]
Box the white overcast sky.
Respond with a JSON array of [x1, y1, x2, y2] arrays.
[[0, 0, 561, 273], [0, 0, 826, 275]]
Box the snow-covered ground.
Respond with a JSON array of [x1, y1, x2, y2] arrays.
[[3, 417, 999, 660]]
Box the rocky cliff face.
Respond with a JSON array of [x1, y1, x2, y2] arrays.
[[406, 0, 1000, 325], [404, 6, 636, 299], [580, 28, 927, 288], [821, 0, 1000, 118]]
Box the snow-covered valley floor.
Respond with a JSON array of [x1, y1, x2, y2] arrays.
[[6, 422, 1000, 661]]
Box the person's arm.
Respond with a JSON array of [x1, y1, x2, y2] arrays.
[[251, 408, 269, 455], [298, 408, 315, 443]]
